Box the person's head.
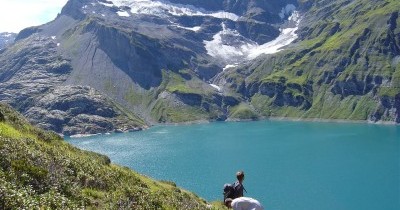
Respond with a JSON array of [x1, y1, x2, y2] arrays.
[[236, 170, 245, 183], [224, 198, 233, 208]]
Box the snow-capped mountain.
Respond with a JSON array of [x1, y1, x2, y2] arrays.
[[0, 0, 302, 134], [61, 0, 300, 67], [94, 0, 300, 65]]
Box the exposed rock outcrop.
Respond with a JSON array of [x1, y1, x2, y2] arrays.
[[0, 34, 144, 135], [24, 86, 142, 135]]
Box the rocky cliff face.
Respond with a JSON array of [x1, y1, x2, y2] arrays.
[[24, 85, 144, 135], [0, 34, 144, 135]]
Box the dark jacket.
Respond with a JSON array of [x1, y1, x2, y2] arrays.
[[232, 181, 244, 198]]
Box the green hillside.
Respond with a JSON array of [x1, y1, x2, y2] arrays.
[[0, 103, 223, 209], [220, 0, 400, 122]]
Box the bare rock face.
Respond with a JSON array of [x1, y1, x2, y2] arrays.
[[24, 86, 142, 135], [0, 35, 143, 135], [0, 35, 71, 108]]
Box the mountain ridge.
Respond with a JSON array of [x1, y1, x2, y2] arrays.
[[0, 0, 399, 135]]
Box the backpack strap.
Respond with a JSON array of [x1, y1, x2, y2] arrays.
[[233, 181, 247, 194]]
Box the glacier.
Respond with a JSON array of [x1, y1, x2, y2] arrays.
[[107, 0, 239, 20], [205, 11, 301, 65]]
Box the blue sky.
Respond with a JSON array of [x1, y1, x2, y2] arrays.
[[0, 0, 68, 32]]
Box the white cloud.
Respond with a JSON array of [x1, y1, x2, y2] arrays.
[[0, 0, 68, 32]]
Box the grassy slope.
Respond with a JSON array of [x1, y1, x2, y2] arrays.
[[304, 0, 399, 121], [0, 103, 225, 209], [239, 0, 400, 121]]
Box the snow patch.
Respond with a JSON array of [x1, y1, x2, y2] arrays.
[[204, 23, 254, 62], [169, 7, 238, 21], [173, 25, 201, 32], [108, 0, 239, 21], [117, 11, 130, 17], [210, 84, 221, 91], [248, 11, 300, 59], [204, 11, 301, 63], [223, 64, 238, 71], [98, 1, 114, 7]]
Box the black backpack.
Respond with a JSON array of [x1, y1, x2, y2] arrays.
[[223, 183, 235, 201]]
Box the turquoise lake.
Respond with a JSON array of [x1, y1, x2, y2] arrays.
[[66, 120, 400, 210]]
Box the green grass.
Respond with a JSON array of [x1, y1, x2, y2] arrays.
[[151, 99, 208, 123], [0, 122, 24, 139], [304, 90, 380, 121], [0, 103, 221, 209], [328, 96, 361, 119], [271, 106, 306, 118], [163, 70, 210, 95], [250, 94, 274, 116], [303, 86, 330, 118], [124, 85, 151, 106], [349, 96, 379, 120], [229, 103, 259, 120], [250, 94, 308, 118], [167, 84, 197, 94], [378, 87, 400, 97], [392, 65, 400, 87]]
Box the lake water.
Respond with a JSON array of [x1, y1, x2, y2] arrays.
[[66, 120, 400, 210]]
